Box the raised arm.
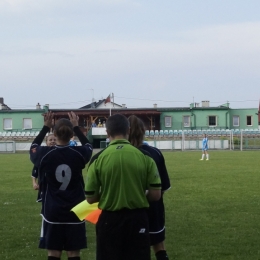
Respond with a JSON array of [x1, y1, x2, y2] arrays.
[[68, 111, 91, 145], [30, 112, 53, 166], [32, 111, 53, 146]]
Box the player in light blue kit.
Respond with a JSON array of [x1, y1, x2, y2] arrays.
[[200, 134, 209, 161]]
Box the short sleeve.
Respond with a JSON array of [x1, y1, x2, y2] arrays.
[[146, 157, 161, 190], [85, 160, 101, 198]]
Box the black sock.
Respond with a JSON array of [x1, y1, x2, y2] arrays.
[[48, 257, 60, 260], [68, 257, 80, 260], [155, 250, 169, 260]]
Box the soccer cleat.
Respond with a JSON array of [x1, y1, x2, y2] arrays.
[[206, 159, 209, 160]]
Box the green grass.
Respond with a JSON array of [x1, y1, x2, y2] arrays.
[[1, 151, 260, 259]]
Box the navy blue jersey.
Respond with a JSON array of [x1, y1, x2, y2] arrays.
[[30, 125, 93, 224], [31, 166, 42, 202], [32, 166, 38, 178], [140, 144, 171, 192], [140, 144, 171, 236]]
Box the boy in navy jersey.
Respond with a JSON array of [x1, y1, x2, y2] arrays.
[[31, 133, 56, 202], [30, 111, 93, 260], [128, 115, 171, 260]]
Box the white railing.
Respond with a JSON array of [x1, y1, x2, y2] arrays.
[[0, 141, 16, 153]]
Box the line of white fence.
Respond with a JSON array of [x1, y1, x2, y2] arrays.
[[1, 131, 260, 153], [146, 139, 230, 150]]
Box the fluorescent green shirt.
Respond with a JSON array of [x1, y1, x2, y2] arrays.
[[86, 139, 161, 211]]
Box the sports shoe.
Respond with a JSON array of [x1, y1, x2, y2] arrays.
[[206, 159, 209, 160], [200, 159, 203, 160]]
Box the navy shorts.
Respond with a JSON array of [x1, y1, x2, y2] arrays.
[[39, 219, 87, 251], [148, 197, 166, 245], [96, 208, 150, 260]]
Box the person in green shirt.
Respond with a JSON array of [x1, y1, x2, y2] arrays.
[[85, 113, 161, 260]]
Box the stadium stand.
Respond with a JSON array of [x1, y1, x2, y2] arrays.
[[159, 130, 164, 138], [154, 130, 159, 139], [164, 130, 169, 137], [168, 130, 173, 138]]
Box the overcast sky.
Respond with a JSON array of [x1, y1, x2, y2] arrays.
[[1, 0, 260, 109]]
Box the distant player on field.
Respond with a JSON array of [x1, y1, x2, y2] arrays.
[[200, 134, 209, 160]]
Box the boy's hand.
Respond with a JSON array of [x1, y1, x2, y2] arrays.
[[44, 111, 54, 129], [68, 111, 79, 127], [33, 184, 39, 190]]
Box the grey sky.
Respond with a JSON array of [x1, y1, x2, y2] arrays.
[[1, 0, 260, 109]]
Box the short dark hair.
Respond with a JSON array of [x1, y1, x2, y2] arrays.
[[106, 114, 129, 137], [54, 118, 73, 142]]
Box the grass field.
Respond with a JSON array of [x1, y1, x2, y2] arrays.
[[1, 151, 260, 259]]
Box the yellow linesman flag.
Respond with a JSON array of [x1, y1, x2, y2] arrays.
[[71, 200, 100, 222]]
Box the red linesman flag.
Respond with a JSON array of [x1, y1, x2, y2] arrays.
[[104, 95, 111, 104]]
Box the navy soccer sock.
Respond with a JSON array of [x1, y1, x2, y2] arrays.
[[47, 257, 60, 260], [155, 250, 169, 260]]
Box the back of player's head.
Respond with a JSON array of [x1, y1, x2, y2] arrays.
[[128, 115, 145, 148], [106, 114, 129, 138], [54, 118, 73, 142]]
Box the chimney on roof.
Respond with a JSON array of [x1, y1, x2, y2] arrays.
[[36, 103, 41, 109], [0, 98, 7, 110], [190, 102, 200, 109], [43, 104, 49, 112], [0, 104, 7, 110], [122, 104, 126, 108], [153, 104, 157, 108], [201, 101, 209, 107]]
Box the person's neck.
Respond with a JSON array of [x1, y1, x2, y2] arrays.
[[109, 135, 127, 141], [56, 140, 69, 146]]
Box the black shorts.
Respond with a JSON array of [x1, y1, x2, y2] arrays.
[[148, 197, 166, 245], [96, 208, 150, 260], [39, 219, 87, 251], [36, 191, 42, 202]]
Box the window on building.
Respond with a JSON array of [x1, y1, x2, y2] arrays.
[[164, 116, 172, 128], [3, 118, 12, 130], [23, 118, 32, 129], [208, 116, 217, 126], [233, 116, 239, 127], [246, 116, 252, 126], [183, 116, 190, 127]]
